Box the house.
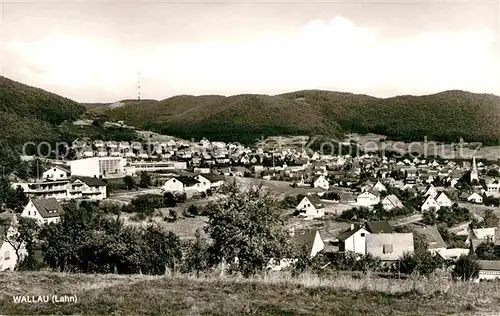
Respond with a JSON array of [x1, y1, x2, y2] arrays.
[[435, 192, 452, 208], [198, 173, 225, 189], [77, 177, 107, 201], [163, 176, 209, 194], [313, 175, 329, 190], [366, 233, 414, 262], [477, 260, 500, 281], [365, 221, 393, 234], [381, 194, 404, 210], [267, 229, 324, 271], [340, 192, 357, 203], [467, 192, 483, 204], [42, 166, 70, 181], [0, 212, 25, 271], [423, 184, 438, 198], [356, 190, 380, 207], [337, 224, 371, 255], [484, 177, 500, 196], [294, 229, 325, 257], [372, 181, 387, 192], [295, 194, 325, 219], [21, 198, 64, 225], [417, 226, 447, 253], [421, 195, 439, 212]]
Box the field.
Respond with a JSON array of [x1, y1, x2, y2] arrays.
[[0, 271, 499, 315]]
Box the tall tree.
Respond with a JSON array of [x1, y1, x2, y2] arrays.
[[0, 215, 40, 270], [205, 183, 293, 277], [139, 171, 152, 188]]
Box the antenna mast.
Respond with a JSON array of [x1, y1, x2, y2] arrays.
[[137, 71, 141, 101]]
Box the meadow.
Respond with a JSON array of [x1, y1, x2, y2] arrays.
[[1, 271, 499, 315]]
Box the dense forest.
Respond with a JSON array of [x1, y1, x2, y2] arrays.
[[92, 89, 500, 145]]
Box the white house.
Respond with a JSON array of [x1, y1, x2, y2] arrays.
[[194, 174, 225, 189], [296, 194, 325, 219], [313, 175, 329, 190], [356, 190, 380, 207], [338, 225, 371, 255], [421, 195, 439, 212], [162, 178, 185, 193], [0, 212, 25, 271], [435, 192, 452, 208], [21, 198, 64, 225], [424, 184, 438, 198], [381, 194, 404, 210], [372, 181, 387, 192], [163, 176, 209, 194], [467, 192, 483, 204], [42, 166, 70, 181]]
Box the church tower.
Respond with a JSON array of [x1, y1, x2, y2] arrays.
[[470, 156, 479, 182]]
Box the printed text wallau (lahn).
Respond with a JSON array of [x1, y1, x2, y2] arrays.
[[12, 295, 77, 304]]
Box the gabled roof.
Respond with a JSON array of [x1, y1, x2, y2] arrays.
[[46, 165, 70, 174], [417, 226, 447, 250], [305, 194, 324, 209], [365, 221, 393, 234], [174, 176, 200, 187], [293, 229, 321, 255], [384, 194, 404, 209], [32, 198, 64, 218], [198, 173, 225, 182], [337, 225, 368, 241], [74, 177, 107, 187], [478, 260, 500, 271]]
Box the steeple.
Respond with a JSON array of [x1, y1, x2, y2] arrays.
[[470, 156, 479, 182]]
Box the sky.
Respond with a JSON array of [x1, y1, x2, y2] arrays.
[[1, 0, 499, 102]]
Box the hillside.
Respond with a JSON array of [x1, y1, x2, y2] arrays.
[[0, 76, 85, 147], [96, 94, 342, 144], [0, 272, 499, 315], [281, 90, 500, 144], [93, 90, 500, 145]]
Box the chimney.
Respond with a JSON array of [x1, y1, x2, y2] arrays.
[[350, 224, 355, 231]]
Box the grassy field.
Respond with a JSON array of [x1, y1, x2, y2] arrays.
[[0, 271, 499, 315]]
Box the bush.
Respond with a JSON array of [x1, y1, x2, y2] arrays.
[[187, 204, 200, 216], [452, 255, 480, 281]]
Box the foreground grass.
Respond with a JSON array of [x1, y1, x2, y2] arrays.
[[1, 271, 499, 315]]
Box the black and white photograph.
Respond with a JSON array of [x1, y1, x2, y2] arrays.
[[0, 0, 499, 315]]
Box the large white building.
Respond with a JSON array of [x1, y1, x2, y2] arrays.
[[70, 157, 126, 179], [12, 177, 107, 202]]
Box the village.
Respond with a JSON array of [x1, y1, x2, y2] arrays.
[[1, 130, 500, 281]]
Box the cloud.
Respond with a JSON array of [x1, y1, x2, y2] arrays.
[[2, 16, 499, 101]]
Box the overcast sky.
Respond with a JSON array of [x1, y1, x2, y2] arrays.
[[1, 0, 499, 102]]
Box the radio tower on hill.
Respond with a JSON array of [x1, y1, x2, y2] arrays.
[[137, 71, 141, 101]]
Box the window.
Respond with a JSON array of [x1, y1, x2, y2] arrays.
[[383, 244, 393, 254], [360, 233, 365, 237], [4, 251, 10, 260]]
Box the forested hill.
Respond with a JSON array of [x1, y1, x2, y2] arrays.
[[0, 76, 85, 146], [92, 89, 500, 145]]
